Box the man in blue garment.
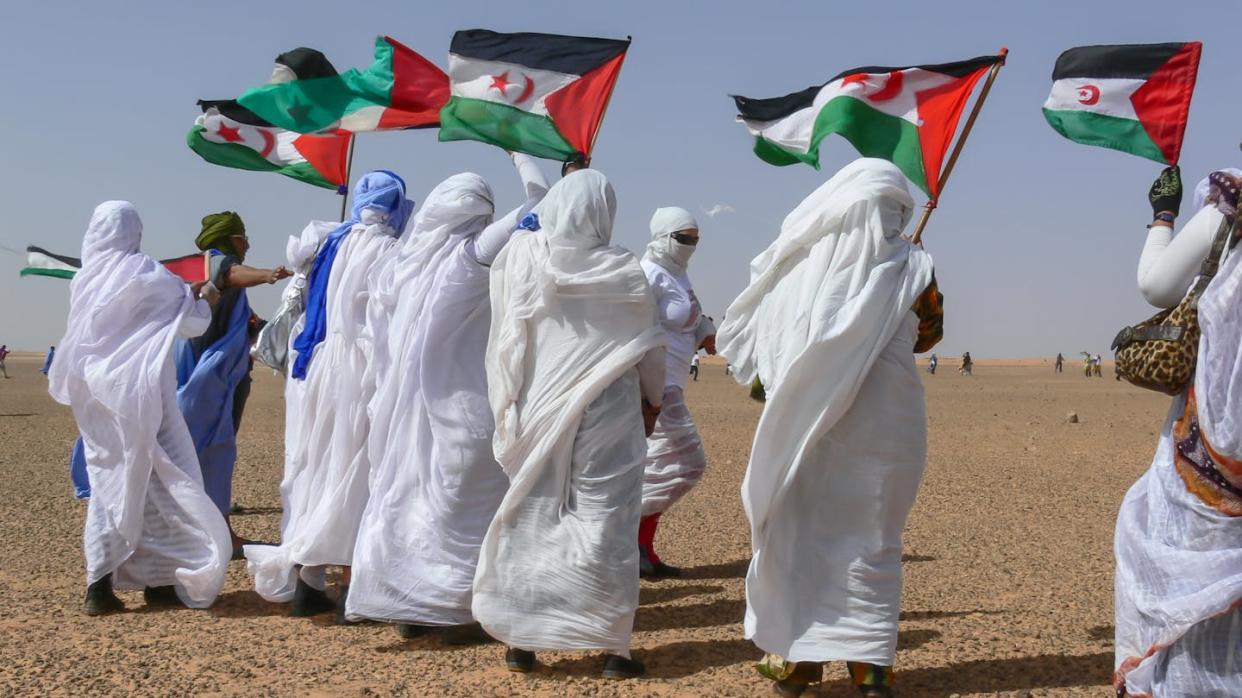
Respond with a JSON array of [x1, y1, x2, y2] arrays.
[[176, 212, 290, 558]]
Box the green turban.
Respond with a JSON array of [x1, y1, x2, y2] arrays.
[[196, 212, 246, 256]]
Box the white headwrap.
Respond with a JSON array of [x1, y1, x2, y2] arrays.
[[1193, 168, 1242, 213], [645, 206, 699, 274]]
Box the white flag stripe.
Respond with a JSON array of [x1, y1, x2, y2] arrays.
[[1044, 77, 1144, 120], [197, 109, 310, 167], [447, 54, 577, 117], [25, 250, 77, 273]]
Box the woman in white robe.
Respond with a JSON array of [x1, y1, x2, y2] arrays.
[[638, 206, 716, 578], [50, 201, 231, 614], [347, 154, 548, 634], [244, 171, 413, 618], [717, 159, 936, 697], [472, 169, 666, 679], [1113, 168, 1242, 697]]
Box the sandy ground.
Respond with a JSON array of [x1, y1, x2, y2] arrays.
[[0, 354, 1169, 697]]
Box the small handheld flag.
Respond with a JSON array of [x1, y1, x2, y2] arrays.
[[439, 29, 631, 160], [22, 246, 210, 282], [1043, 42, 1201, 165]]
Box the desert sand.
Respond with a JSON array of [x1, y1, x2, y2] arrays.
[[0, 353, 1169, 696]]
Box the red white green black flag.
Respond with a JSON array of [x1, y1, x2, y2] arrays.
[[439, 29, 630, 160], [733, 54, 1003, 197], [1042, 42, 1201, 165]]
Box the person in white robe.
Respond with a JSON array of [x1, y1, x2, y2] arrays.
[[717, 159, 938, 697], [347, 154, 548, 637], [244, 171, 413, 619], [49, 201, 231, 615], [637, 206, 716, 578], [472, 169, 666, 679], [1113, 167, 1242, 697]]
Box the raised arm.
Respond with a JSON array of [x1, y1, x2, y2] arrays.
[[471, 153, 551, 266], [1137, 205, 1222, 308]]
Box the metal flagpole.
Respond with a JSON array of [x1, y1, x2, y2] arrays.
[[338, 135, 357, 221], [910, 48, 1008, 246]]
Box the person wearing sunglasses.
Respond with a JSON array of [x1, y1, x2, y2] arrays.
[[637, 206, 716, 578]]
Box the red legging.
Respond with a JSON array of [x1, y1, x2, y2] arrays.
[[638, 513, 662, 563]]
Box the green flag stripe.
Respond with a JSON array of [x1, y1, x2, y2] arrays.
[[186, 126, 336, 189], [20, 268, 76, 279], [1042, 108, 1167, 164], [439, 96, 574, 160], [755, 96, 929, 194]]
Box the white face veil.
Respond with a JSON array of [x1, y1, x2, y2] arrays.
[[645, 206, 699, 274]]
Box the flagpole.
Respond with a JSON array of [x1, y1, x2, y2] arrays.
[[338, 135, 356, 221], [910, 48, 1008, 246], [585, 36, 632, 159]]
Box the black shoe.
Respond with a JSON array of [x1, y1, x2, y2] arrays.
[[638, 549, 682, 579], [858, 687, 894, 698], [143, 585, 182, 607], [396, 623, 434, 639], [83, 574, 124, 616], [334, 584, 356, 625], [639, 548, 656, 577], [289, 578, 335, 617], [601, 654, 645, 680], [505, 647, 536, 673], [441, 622, 494, 646]]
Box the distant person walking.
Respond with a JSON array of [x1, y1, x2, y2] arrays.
[[959, 351, 973, 376], [927, 353, 938, 375], [1055, 353, 1064, 373], [690, 353, 700, 381], [1092, 354, 1103, 377], [1083, 353, 1093, 377], [0, 345, 10, 379], [40, 346, 55, 375]]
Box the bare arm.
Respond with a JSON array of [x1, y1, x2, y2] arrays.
[[225, 264, 293, 289]]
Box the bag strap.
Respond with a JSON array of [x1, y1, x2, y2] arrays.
[[1186, 212, 1238, 304]]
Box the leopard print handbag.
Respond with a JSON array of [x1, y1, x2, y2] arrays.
[[1112, 214, 1238, 395]]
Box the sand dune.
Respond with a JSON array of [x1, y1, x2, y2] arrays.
[[0, 355, 1164, 696]]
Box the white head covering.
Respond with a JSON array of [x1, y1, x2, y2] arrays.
[[1195, 238, 1242, 463], [645, 206, 699, 274], [49, 201, 196, 416]]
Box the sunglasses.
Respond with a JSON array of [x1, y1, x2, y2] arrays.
[[671, 232, 699, 246]]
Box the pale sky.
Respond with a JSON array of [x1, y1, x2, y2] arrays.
[[2, 0, 1238, 357]]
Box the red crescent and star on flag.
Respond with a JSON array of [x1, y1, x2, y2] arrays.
[[842, 71, 904, 102], [213, 119, 277, 158], [1077, 84, 1101, 106], [489, 70, 536, 105]]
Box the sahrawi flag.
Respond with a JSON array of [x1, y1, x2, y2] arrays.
[[188, 100, 351, 190], [22, 246, 209, 281], [1043, 42, 1201, 165], [237, 38, 449, 134], [734, 54, 1004, 197], [439, 29, 630, 160]]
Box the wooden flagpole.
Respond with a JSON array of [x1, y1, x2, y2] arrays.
[[338, 135, 357, 221], [910, 48, 1008, 245]]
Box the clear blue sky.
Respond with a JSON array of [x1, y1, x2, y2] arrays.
[[2, 0, 1238, 356]]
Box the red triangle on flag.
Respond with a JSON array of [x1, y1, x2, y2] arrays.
[[1130, 42, 1201, 166], [914, 66, 992, 199], [292, 131, 352, 187], [544, 51, 628, 156]]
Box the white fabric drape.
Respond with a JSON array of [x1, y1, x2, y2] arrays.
[[472, 170, 666, 655], [640, 385, 707, 517], [1115, 230, 1242, 696], [348, 168, 545, 625], [716, 158, 933, 663], [245, 211, 399, 602], [50, 201, 230, 607]]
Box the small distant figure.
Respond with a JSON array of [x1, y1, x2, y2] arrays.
[[1083, 352, 1093, 377], [1055, 353, 1064, 373], [690, 353, 700, 381], [927, 354, 938, 375], [0, 345, 9, 379], [40, 346, 56, 375], [1093, 354, 1103, 377], [959, 351, 973, 376]]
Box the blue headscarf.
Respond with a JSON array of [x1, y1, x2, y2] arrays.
[[291, 170, 414, 380]]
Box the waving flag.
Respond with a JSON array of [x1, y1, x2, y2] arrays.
[[733, 54, 1004, 197], [1043, 42, 1201, 165], [238, 38, 449, 134], [188, 102, 352, 190], [22, 246, 209, 282], [439, 29, 630, 160]]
